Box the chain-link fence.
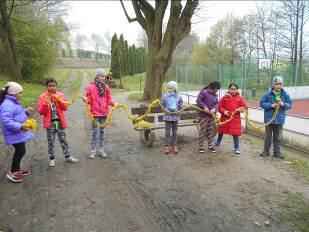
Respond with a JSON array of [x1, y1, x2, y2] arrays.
[[166, 61, 309, 101]]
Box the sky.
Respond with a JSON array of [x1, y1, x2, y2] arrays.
[[64, 1, 257, 52]]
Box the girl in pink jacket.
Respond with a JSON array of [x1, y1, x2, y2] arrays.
[[86, 69, 114, 159]]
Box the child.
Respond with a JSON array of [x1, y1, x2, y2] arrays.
[[37, 78, 78, 167], [161, 81, 183, 154], [0, 82, 34, 183], [86, 69, 114, 159], [260, 76, 292, 159], [196, 81, 221, 153], [214, 83, 247, 154]]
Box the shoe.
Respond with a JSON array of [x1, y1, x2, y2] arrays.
[[99, 150, 108, 158], [274, 154, 284, 159], [208, 146, 216, 153], [16, 169, 31, 176], [214, 140, 220, 146], [260, 152, 270, 157], [162, 146, 170, 154], [6, 171, 23, 183], [89, 151, 96, 159], [198, 147, 205, 153], [173, 145, 179, 154], [193, 118, 200, 123], [234, 148, 240, 154], [65, 156, 79, 163], [49, 159, 55, 167]]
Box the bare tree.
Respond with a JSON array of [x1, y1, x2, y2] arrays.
[[91, 33, 104, 62], [75, 34, 87, 61], [120, 0, 199, 100]]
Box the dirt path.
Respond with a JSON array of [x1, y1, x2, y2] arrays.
[[0, 72, 308, 232]]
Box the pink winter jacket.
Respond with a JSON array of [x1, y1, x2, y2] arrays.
[[86, 82, 114, 117]]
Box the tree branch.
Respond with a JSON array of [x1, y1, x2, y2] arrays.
[[120, 0, 137, 23]]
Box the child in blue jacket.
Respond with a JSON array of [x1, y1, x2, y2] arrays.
[[260, 76, 292, 159]]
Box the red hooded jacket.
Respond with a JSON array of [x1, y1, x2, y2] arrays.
[[86, 82, 114, 117], [37, 91, 68, 129], [218, 92, 247, 136]]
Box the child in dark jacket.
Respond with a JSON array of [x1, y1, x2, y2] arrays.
[[196, 81, 221, 153]]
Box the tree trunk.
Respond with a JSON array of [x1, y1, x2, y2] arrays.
[[0, 0, 22, 81], [293, 0, 300, 85], [143, 50, 166, 100], [298, 0, 304, 86]]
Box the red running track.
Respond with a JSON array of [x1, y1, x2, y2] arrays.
[[246, 99, 309, 118]]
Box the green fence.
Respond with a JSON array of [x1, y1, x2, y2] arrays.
[[165, 62, 309, 100]]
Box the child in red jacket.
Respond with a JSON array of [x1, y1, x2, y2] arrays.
[[214, 83, 247, 154], [86, 69, 114, 159], [38, 78, 78, 167]]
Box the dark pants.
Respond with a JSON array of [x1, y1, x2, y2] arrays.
[[263, 124, 283, 156], [165, 121, 178, 146], [217, 133, 240, 148], [11, 142, 26, 172]]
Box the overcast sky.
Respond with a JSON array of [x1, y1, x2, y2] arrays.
[[64, 1, 257, 52]]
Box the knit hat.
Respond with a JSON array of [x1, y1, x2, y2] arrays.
[[95, 68, 106, 77], [167, 81, 177, 90], [5, 82, 23, 95], [273, 76, 283, 86]]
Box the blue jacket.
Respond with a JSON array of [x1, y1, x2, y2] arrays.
[[260, 88, 292, 124], [0, 95, 34, 145]]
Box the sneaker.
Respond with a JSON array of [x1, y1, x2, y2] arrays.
[[260, 152, 270, 157], [16, 169, 31, 176], [173, 145, 179, 154], [6, 172, 23, 183], [234, 148, 240, 154], [65, 156, 79, 163], [99, 150, 108, 158], [274, 154, 284, 159], [214, 140, 220, 146], [198, 147, 205, 153], [49, 159, 55, 167], [208, 146, 216, 153], [89, 151, 96, 159], [162, 146, 170, 154]]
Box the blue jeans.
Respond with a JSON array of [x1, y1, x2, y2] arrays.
[[91, 117, 106, 151], [217, 133, 239, 148]]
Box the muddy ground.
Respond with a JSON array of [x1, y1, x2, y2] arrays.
[[0, 72, 308, 232]]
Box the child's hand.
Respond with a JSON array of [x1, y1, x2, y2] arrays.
[[210, 109, 216, 114], [26, 107, 33, 114], [203, 108, 210, 113], [44, 97, 51, 105], [278, 100, 284, 107], [224, 110, 230, 116], [271, 103, 278, 108], [82, 97, 87, 103]]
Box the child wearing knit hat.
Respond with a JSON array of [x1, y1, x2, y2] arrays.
[[160, 81, 183, 154], [0, 82, 35, 183], [260, 76, 292, 159]]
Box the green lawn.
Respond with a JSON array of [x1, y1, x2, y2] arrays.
[[0, 75, 44, 107], [68, 69, 83, 94], [46, 68, 72, 88]]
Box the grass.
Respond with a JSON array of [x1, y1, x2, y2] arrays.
[[0, 75, 44, 107], [250, 186, 309, 232], [127, 92, 143, 101], [68, 69, 83, 94], [121, 73, 145, 91], [283, 156, 309, 184], [46, 68, 72, 88]]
